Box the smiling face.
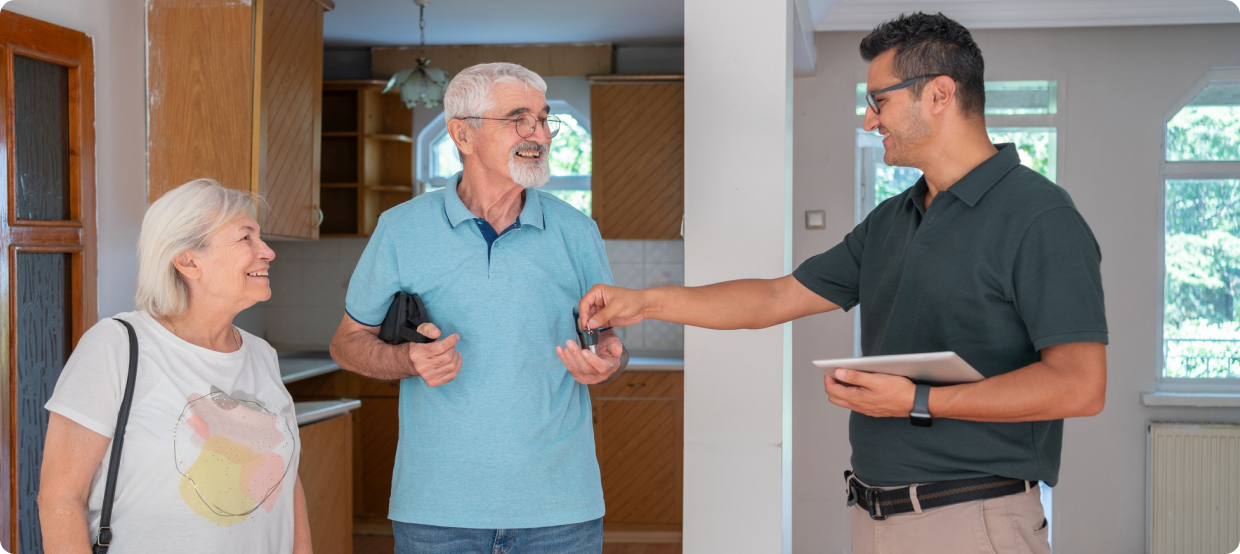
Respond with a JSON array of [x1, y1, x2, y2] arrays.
[[472, 81, 553, 188], [863, 50, 933, 168], [180, 214, 275, 312]]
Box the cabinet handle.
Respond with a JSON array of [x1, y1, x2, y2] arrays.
[[313, 205, 324, 229]]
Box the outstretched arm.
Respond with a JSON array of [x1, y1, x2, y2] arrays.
[[578, 274, 841, 331]]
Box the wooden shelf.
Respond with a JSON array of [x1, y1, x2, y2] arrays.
[[365, 133, 413, 144], [322, 131, 358, 137], [365, 184, 413, 193], [321, 182, 358, 188]]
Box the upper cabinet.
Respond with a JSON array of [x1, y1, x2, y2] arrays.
[[590, 75, 684, 240], [147, 0, 334, 240]]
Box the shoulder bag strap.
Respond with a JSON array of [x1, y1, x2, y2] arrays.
[[93, 318, 139, 554]]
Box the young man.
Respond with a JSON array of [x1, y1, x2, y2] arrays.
[[330, 63, 627, 553], [575, 13, 1106, 553]]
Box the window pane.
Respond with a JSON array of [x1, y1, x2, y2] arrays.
[[988, 128, 1057, 182], [431, 130, 462, 178], [545, 189, 592, 217], [855, 81, 1057, 116], [1164, 179, 1240, 378], [1166, 82, 1240, 162], [984, 81, 1057, 115], [550, 113, 591, 177], [16, 252, 72, 553], [14, 56, 71, 220]]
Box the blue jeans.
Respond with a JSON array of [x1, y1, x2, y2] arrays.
[[393, 518, 603, 554]]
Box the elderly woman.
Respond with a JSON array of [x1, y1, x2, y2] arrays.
[[37, 180, 310, 553]]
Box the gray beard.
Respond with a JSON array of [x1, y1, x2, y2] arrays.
[[508, 143, 551, 188]]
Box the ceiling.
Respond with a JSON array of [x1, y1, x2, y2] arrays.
[[322, 0, 686, 48], [323, 0, 1240, 49], [815, 0, 1240, 31]]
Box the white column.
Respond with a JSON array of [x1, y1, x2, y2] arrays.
[[683, 1, 794, 552]]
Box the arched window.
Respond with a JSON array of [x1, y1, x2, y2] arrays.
[[417, 99, 594, 215], [1161, 68, 1240, 387]]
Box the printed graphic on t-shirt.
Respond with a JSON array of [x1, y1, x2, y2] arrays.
[[173, 387, 296, 527]]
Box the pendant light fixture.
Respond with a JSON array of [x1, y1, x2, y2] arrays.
[[383, 0, 452, 109]]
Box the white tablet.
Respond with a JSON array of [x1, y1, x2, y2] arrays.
[[812, 351, 984, 385]]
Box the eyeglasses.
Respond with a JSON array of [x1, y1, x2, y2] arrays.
[[866, 74, 945, 115], [458, 114, 562, 138]]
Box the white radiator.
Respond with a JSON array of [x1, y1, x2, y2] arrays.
[[1150, 423, 1240, 554]]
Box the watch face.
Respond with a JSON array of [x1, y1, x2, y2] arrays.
[[910, 416, 933, 428]]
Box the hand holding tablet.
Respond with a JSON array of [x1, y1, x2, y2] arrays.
[[812, 351, 984, 385]]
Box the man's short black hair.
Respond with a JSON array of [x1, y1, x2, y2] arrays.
[[860, 12, 986, 117]]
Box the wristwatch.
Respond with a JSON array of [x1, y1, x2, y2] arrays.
[[910, 384, 932, 427]]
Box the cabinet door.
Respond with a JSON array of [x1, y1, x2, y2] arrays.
[[147, 0, 255, 201], [594, 398, 684, 524], [298, 414, 353, 554], [591, 82, 684, 240], [257, 0, 324, 239]]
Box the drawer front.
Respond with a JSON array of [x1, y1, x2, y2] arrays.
[[590, 371, 683, 399]]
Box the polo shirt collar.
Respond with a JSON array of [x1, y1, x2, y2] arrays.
[[942, 143, 1021, 208], [443, 172, 546, 230]]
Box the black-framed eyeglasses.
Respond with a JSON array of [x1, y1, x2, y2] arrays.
[[866, 74, 944, 115], [458, 114, 562, 138]]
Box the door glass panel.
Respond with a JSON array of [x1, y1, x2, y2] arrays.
[[16, 252, 72, 553], [14, 56, 71, 220]]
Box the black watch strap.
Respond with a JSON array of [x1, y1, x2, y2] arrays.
[[910, 383, 932, 427]]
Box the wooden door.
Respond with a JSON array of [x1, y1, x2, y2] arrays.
[[590, 79, 684, 240], [0, 11, 97, 553]]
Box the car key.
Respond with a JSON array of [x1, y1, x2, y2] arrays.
[[573, 309, 612, 354]]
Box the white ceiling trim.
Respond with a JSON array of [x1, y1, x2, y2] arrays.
[[816, 0, 1240, 31]]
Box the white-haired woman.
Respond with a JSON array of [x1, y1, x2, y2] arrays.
[[38, 180, 310, 553]]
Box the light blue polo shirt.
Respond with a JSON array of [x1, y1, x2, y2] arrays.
[[344, 174, 612, 529]]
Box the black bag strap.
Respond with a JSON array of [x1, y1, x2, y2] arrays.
[[94, 318, 139, 554]]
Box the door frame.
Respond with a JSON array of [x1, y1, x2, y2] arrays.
[[0, 10, 96, 552]]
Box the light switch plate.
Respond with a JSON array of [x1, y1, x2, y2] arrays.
[[805, 210, 826, 230]]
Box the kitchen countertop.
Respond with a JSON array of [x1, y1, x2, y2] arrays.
[[295, 399, 361, 427], [278, 350, 684, 382], [278, 351, 339, 384]]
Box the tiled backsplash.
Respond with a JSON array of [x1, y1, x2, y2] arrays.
[[603, 239, 685, 354], [259, 237, 684, 355]]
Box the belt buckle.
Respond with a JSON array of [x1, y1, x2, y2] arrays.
[[865, 488, 887, 521]]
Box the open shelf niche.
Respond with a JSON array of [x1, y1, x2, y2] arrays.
[[320, 80, 416, 236]]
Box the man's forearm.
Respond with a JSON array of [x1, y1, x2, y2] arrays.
[[645, 276, 834, 330], [329, 323, 417, 381], [929, 343, 1107, 422]]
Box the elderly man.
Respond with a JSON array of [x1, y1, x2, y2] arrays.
[[576, 13, 1106, 554], [330, 62, 627, 553]]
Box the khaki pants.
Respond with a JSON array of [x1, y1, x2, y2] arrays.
[[850, 483, 1050, 554]]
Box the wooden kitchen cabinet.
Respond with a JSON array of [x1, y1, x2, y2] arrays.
[[298, 413, 354, 554], [589, 75, 684, 240], [589, 371, 684, 528], [285, 370, 401, 525], [147, 0, 334, 239]]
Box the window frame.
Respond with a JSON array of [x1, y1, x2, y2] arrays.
[[1158, 67, 1240, 392], [416, 99, 592, 192]]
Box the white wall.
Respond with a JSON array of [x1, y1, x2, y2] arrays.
[[5, 0, 148, 320], [791, 24, 1240, 553]]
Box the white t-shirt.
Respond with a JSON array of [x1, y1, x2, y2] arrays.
[[45, 311, 300, 554]]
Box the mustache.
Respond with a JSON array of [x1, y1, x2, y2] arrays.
[[510, 141, 548, 158]]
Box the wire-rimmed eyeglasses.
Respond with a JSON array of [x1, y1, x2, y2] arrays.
[[458, 114, 562, 138], [866, 74, 945, 115]]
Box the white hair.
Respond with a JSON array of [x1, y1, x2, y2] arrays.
[[443, 62, 547, 128], [135, 179, 262, 318]]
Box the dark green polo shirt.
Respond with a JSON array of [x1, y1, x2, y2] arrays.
[[793, 143, 1107, 487]]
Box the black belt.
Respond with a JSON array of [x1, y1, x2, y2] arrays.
[[845, 470, 1037, 521]]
